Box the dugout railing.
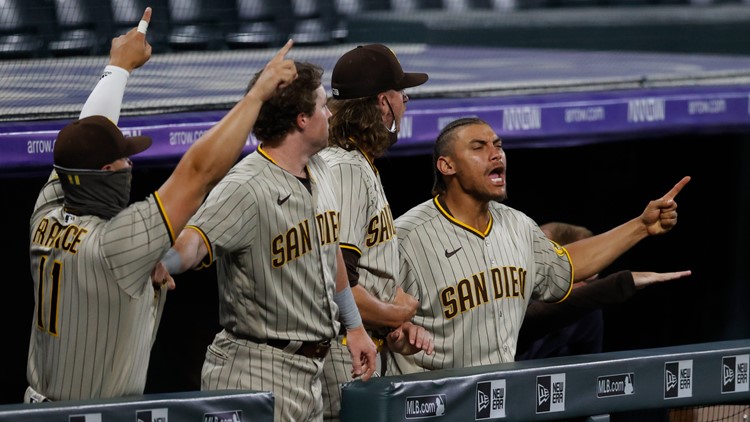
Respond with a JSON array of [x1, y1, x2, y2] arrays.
[[0, 390, 273, 422], [1, 340, 746, 421], [341, 339, 750, 421]]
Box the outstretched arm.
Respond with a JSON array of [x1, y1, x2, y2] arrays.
[[44, 8, 152, 196], [632, 269, 691, 289], [525, 269, 691, 330], [518, 268, 691, 354], [565, 176, 690, 280], [80, 7, 152, 121]]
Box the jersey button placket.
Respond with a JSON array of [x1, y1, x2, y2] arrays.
[[484, 236, 505, 362]]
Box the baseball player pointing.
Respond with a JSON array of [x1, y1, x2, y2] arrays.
[[156, 60, 377, 421], [388, 117, 690, 374], [26, 8, 297, 402]]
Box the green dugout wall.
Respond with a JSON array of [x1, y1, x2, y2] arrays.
[[341, 339, 750, 421], [0, 390, 273, 422]]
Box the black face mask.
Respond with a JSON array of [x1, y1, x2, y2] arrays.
[[54, 166, 132, 220], [384, 97, 399, 146]]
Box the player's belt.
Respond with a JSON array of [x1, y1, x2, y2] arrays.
[[269, 339, 331, 361], [231, 331, 331, 361]]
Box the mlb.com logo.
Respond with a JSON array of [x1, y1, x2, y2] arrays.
[[405, 394, 447, 419], [536, 373, 565, 413], [665, 360, 693, 399], [721, 354, 749, 394], [476, 379, 506, 420], [597, 373, 635, 398]]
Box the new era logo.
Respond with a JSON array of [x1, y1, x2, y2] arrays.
[[136, 408, 168, 422], [537, 384, 549, 407], [722, 355, 749, 394], [69, 415, 101, 422], [536, 374, 565, 414], [476, 380, 506, 419], [665, 360, 693, 399]]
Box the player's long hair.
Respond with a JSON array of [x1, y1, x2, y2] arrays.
[[248, 61, 323, 145], [327, 96, 392, 158], [432, 117, 488, 196]]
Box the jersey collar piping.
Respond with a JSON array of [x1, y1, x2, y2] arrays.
[[258, 144, 313, 183], [347, 137, 378, 175], [433, 195, 492, 239]]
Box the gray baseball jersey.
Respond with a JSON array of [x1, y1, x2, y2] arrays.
[[191, 146, 341, 421], [318, 146, 398, 300], [188, 146, 341, 341], [27, 171, 172, 400], [387, 196, 573, 374], [318, 146, 398, 421]]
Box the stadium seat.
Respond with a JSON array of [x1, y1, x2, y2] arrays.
[[0, 0, 45, 59], [332, 0, 411, 42], [48, 0, 106, 57], [331, 0, 360, 41], [167, 0, 229, 50], [225, 0, 284, 49], [289, 0, 334, 45]]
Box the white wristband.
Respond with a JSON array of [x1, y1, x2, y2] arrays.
[[334, 286, 363, 330], [161, 248, 184, 275]]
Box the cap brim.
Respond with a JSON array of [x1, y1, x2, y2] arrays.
[[124, 135, 153, 157], [397, 72, 429, 90]]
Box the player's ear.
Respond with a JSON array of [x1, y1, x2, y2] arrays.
[[376, 92, 389, 116], [296, 112, 306, 130], [376, 92, 388, 106], [436, 155, 455, 176]]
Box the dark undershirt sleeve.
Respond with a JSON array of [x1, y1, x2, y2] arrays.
[[519, 270, 636, 344], [341, 247, 360, 287]]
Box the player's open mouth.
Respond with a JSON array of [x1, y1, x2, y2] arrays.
[[489, 167, 505, 185]]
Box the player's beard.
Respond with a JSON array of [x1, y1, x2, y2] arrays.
[[476, 183, 507, 203], [462, 184, 507, 205], [486, 190, 507, 203], [492, 191, 508, 203]]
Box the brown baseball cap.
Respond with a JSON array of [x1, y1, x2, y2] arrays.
[[53, 115, 152, 170], [331, 44, 428, 100]]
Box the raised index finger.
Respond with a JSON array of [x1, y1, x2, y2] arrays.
[[270, 39, 294, 64], [136, 7, 152, 34], [141, 6, 152, 24], [662, 176, 691, 201]]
